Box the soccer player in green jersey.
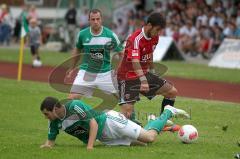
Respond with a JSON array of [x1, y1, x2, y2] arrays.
[[66, 9, 123, 99], [40, 97, 189, 150]]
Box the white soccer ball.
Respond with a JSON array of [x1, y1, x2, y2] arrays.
[[33, 60, 42, 67], [178, 125, 198, 144]]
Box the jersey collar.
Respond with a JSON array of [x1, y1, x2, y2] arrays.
[[90, 26, 103, 36], [142, 27, 151, 40]]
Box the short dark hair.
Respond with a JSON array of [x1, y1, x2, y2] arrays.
[[40, 96, 61, 111], [146, 12, 166, 28], [89, 9, 102, 19]]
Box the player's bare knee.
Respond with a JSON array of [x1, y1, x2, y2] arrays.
[[146, 134, 156, 143], [164, 87, 178, 98], [170, 87, 178, 97], [68, 93, 81, 99]]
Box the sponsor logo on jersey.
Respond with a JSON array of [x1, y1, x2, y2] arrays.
[[90, 48, 104, 60], [132, 50, 139, 57]]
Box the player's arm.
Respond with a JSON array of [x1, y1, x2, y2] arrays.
[[87, 118, 98, 150], [111, 32, 124, 70], [132, 59, 149, 92], [72, 101, 98, 150], [40, 140, 55, 148], [70, 48, 81, 69], [40, 122, 59, 148], [66, 30, 83, 77]]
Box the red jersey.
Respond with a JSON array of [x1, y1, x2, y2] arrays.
[[117, 28, 158, 80]]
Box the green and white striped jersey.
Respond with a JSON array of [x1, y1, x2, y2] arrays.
[[48, 100, 107, 144], [76, 26, 123, 73]]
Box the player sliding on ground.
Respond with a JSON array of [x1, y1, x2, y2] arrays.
[[40, 97, 190, 150]]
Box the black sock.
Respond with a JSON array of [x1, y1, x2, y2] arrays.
[[161, 97, 175, 114]]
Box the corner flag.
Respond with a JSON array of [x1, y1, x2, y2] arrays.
[[20, 15, 29, 38], [17, 15, 29, 81]]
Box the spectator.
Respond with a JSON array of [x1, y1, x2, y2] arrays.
[[78, 8, 88, 29], [27, 5, 38, 21], [13, 5, 28, 43], [27, 18, 42, 67], [64, 3, 77, 49], [236, 10, 240, 28], [178, 20, 198, 55], [0, 4, 14, 45], [211, 25, 224, 52]]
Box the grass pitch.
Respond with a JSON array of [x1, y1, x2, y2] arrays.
[[0, 78, 239, 159]]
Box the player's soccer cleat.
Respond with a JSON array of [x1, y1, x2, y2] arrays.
[[164, 105, 190, 119], [163, 124, 181, 132]]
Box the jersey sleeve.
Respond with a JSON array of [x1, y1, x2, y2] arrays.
[[111, 32, 123, 53], [48, 121, 59, 140], [70, 100, 93, 120], [75, 31, 83, 49], [126, 36, 140, 60]]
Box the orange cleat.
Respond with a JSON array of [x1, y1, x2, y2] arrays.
[[162, 124, 181, 132]]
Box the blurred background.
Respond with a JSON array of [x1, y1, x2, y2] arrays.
[[0, 0, 240, 65]]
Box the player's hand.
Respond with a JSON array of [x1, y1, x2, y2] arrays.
[[87, 146, 94, 150], [64, 69, 75, 84], [40, 144, 53, 149], [140, 80, 149, 92]]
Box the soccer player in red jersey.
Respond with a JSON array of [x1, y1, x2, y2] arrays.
[[117, 13, 178, 122]]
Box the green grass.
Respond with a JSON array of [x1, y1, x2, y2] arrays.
[[0, 78, 239, 159], [0, 48, 70, 66], [0, 48, 240, 83], [162, 61, 240, 83]]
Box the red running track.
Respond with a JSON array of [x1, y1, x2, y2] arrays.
[[0, 61, 239, 103]]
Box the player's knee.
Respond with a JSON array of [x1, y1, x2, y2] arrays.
[[146, 135, 156, 143], [165, 87, 178, 98], [171, 87, 178, 96], [120, 103, 134, 118], [68, 93, 81, 99]]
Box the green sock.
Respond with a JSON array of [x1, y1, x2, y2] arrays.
[[144, 110, 172, 133]]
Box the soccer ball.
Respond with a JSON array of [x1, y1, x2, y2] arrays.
[[33, 59, 42, 67], [178, 125, 198, 143]]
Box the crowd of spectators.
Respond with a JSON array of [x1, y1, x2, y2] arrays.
[[113, 0, 240, 58], [1, 0, 240, 59], [0, 4, 40, 45]]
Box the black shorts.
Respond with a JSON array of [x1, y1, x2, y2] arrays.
[[118, 72, 166, 105], [30, 44, 39, 55]]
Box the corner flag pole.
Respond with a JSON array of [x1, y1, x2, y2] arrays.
[[17, 36, 25, 81], [17, 14, 28, 81]]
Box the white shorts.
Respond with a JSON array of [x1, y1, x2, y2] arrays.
[[99, 110, 141, 146], [70, 70, 117, 97]]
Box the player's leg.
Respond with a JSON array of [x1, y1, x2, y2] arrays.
[[118, 79, 141, 123], [120, 102, 135, 119], [141, 73, 177, 114], [137, 105, 189, 143], [35, 44, 41, 61], [156, 81, 178, 114], [30, 45, 36, 65], [68, 70, 94, 99]]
